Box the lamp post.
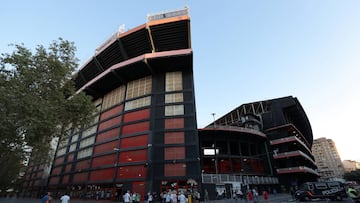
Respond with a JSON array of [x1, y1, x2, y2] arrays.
[[211, 113, 216, 128]]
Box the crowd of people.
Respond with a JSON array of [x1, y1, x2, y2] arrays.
[[41, 192, 70, 203], [214, 187, 269, 203]]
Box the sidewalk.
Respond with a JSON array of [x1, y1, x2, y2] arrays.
[[0, 193, 294, 203]]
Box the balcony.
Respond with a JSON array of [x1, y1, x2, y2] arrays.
[[276, 166, 319, 176], [201, 173, 279, 185]]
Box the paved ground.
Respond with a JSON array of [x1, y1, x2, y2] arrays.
[[0, 193, 294, 203]]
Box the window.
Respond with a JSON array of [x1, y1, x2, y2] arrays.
[[166, 72, 182, 92], [58, 135, 69, 148], [71, 134, 79, 143], [124, 96, 151, 111], [126, 76, 152, 100], [102, 85, 126, 110], [82, 125, 97, 138], [79, 136, 96, 148], [165, 105, 184, 116], [56, 147, 66, 157], [69, 143, 77, 152], [90, 114, 100, 126], [77, 148, 93, 159], [165, 93, 183, 103]]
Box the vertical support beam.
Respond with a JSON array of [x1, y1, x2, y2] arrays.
[[264, 142, 273, 176]]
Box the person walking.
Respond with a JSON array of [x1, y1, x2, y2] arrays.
[[247, 190, 253, 203], [60, 192, 70, 203], [41, 192, 52, 203], [252, 188, 258, 203], [178, 192, 187, 203], [124, 190, 131, 203], [165, 190, 172, 203], [263, 190, 268, 202], [204, 189, 209, 202], [148, 192, 154, 203]]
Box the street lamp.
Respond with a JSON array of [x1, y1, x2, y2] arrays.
[[211, 113, 216, 128]]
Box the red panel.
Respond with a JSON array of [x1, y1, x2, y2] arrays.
[[54, 157, 64, 166], [123, 108, 150, 123], [96, 128, 120, 142], [117, 165, 147, 179], [73, 172, 88, 183], [75, 160, 91, 171], [67, 153, 74, 162], [48, 177, 59, 185], [62, 175, 70, 184], [164, 163, 185, 177], [92, 154, 117, 168], [165, 118, 184, 129], [219, 159, 231, 173], [119, 149, 147, 163], [122, 121, 149, 135], [98, 116, 122, 131], [164, 132, 184, 144], [164, 147, 185, 160], [93, 140, 118, 155], [64, 164, 72, 173], [120, 135, 148, 148], [89, 168, 114, 181], [51, 167, 62, 176], [100, 105, 123, 121]]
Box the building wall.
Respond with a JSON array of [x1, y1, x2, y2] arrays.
[[47, 70, 199, 200], [343, 160, 360, 172], [312, 137, 345, 179]]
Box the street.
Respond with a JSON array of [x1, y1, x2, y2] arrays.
[[0, 194, 356, 203]]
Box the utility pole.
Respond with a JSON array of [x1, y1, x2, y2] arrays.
[[211, 113, 216, 128]]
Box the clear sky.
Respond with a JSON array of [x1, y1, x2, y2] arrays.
[[1, 1, 359, 161]]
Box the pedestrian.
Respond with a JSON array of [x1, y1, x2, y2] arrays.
[[148, 192, 154, 203], [178, 192, 187, 203], [263, 190, 268, 202], [204, 189, 209, 202], [165, 190, 171, 203], [247, 190, 253, 203], [41, 192, 52, 203], [124, 190, 131, 203], [60, 192, 70, 203], [252, 188, 258, 203], [236, 189, 243, 200], [171, 190, 178, 203]]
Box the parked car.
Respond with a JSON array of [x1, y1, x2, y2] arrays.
[[295, 181, 347, 201]]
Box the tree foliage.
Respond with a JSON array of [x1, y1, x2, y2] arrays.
[[344, 169, 360, 183], [0, 38, 96, 192]]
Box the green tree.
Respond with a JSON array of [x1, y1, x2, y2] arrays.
[[344, 169, 360, 183], [0, 38, 96, 192]]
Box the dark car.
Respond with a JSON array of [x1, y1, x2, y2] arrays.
[[295, 181, 347, 201]]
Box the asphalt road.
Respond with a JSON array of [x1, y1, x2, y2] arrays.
[[0, 194, 355, 203]]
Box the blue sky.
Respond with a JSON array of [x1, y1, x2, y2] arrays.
[[1, 1, 359, 161]]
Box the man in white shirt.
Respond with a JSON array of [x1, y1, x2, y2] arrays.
[[124, 190, 131, 203], [60, 193, 70, 203], [178, 192, 187, 203]]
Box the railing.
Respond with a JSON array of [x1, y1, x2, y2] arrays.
[[201, 173, 279, 185], [206, 125, 266, 138], [147, 7, 189, 22]]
